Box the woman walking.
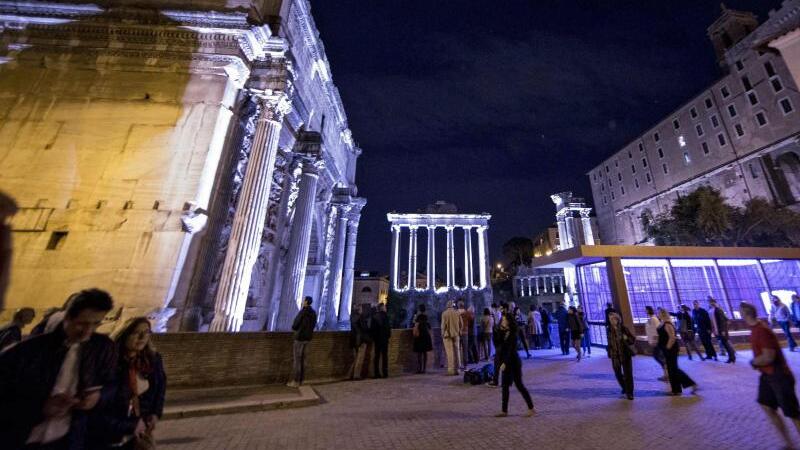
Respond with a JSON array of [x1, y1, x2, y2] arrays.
[[528, 306, 542, 350], [577, 306, 591, 357], [657, 308, 698, 396], [567, 306, 584, 361], [607, 313, 636, 400], [480, 308, 494, 360], [677, 304, 704, 360], [91, 317, 166, 449], [412, 304, 433, 373], [495, 313, 535, 417]]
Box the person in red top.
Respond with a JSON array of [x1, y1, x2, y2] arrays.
[[742, 301, 800, 447]]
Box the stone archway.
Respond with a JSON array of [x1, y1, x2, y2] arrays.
[[776, 151, 800, 203]]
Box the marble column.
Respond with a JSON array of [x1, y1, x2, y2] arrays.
[[390, 225, 401, 290], [476, 226, 489, 289], [407, 226, 418, 290], [326, 204, 350, 327], [274, 158, 321, 330], [426, 226, 436, 291], [463, 227, 473, 288], [446, 226, 455, 288], [210, 93, 290, 332], [534, 277, 540, 295], [556, 216, 569, 251], [580, 209, 595, 245], [338, 198, 365, 322], [565, 215, 579, 248]]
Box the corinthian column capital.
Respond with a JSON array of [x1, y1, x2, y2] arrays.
[[252, 91, 292, 123]]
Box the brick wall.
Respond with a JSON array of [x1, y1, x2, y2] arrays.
[[153, 329, 433, 388]]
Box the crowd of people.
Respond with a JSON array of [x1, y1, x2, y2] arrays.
[[0, 289, 166, 450]]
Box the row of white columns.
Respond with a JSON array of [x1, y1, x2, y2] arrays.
[[516, 274, 565, 297], [391, 224, 488, 291]]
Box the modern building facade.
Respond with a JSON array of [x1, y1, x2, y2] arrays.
[[0, 0, 365, 332], [588, 2, 800, 245]]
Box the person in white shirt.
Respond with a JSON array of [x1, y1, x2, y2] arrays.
[[645, 306, 668, 382], [441, 302, 463, 376]]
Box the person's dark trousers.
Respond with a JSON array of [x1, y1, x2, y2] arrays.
[[558, 328, 570, 355], [664, 347, 695, 394], [501, 364, 534, 413], [779, 321, 797, 350], [293, 340, 309, 384], [612, 355, 634, 398], [698, 330, 718, 359], [542, 326, 552, 349], [582, 329, 592, 355], [517, 328, 530, 356], [467, 334, 479, 363], [492, 352, 501, 384], [717, 333, 736, 362], [652, 345, 666, 369], [460, 334, 469, 368], [373, 339, 389, 378]]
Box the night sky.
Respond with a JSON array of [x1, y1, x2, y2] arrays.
[[311, 0, 783, 273]]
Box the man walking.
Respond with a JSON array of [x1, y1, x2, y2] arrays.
[[645, 306, 668, 381], [372, 303, 391, 378], [289, 296, 317, 387], [772, 297, 797, 352], [676, 304, 704, 360], [555, 303, 570, 355], [539, 306, 552, 349], [693, 300, 718, 361], [0, 288, 116, 449], [741, 301, 800, 447], [709, 298, 735, 363], [457, 301, 470, 369], [441, 301, 463, 376]]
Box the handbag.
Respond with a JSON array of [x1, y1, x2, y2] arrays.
[[134, 431, 156, 450], [412, 322, 420, 338]]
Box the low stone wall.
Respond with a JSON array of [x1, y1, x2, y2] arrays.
[[153, 329, 452, 388]]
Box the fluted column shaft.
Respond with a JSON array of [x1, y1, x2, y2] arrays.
[[446, 226, 455, 288], [339, 204, 363, 322], [407, 227, 418, 290], [273, 161, 319, 330], [535, 277, 540, 295], [326, 208, 349, 327], [210, 94, 289, 332], [390, 225, 401, 290], [556, 217, 569, 251], [477, 226, 488, 289], [581, 213, 595, 245], [426, 226, 436, 290], [464, 227, 474, 288]]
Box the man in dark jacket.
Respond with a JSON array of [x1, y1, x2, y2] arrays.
[[371, 303, 392, 378], [539, 306, 552, 349], [289, 296, 317, 388], [709, 298, 736, 363], [692, 300, 718, 361], [0, 288, 116, 450], [555, 303, 570, 355]]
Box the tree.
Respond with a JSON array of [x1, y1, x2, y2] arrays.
[[645, 186, 800, 247], [502, 236, 533, 269]]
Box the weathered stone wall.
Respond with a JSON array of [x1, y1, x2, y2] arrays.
[[153, 329, 435, 388]]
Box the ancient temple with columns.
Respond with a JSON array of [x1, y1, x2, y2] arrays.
[[0, 0, 364, 332]]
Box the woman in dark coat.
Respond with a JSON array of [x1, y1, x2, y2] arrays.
[[91, 317, 166, 449], [495, 313, 535, 417], [657, 308, 698, 396], [412, 305, 433, 374], [607, 312, 636, 400], [567, 306, 584, 361]]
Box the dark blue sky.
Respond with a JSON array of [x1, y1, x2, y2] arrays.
[[310, 0, 783, 273]]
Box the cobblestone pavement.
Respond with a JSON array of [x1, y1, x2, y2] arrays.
[[158, 348, 800, 449]]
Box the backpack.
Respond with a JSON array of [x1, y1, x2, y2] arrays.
[[463, 368, 483, 385]]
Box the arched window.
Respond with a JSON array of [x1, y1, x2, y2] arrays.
[[361, 286, 373, 293]]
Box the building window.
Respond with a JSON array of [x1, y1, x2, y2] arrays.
[[711, 114, 720, 128], [780, 97, 795, 115], [756, 111, 768, 127], [603, 196, 607, 205], [631, 165, 636, 174], [601, 184, 605, 192], [772, 77, 784, 93], [638, 142, 644, 152], [695, 123, 704, 137], [635, 178, 640, 189], [734, 124, 745, 137], [361, 286, 373, 293], [673, 118, 680, 129], [646, 172, 652, 183], [735, 60, 744, 71], [615, 159, 619, 168], [608, 179, 612, 187], [46, 231, 68, 250], [605, 165, 609, 173], [611, 191, 615, 200], [727, 104, 737, 118], [741, 76, 753, 91], [621, 186, 626, 196], [702, 142, 710, 154], [721, 85, 730, 98], [653, 132, 660, 142], [747, 91, 759, 106], [662, 163, 669, 174], [690, 107, 698, 119], [683, 152, 691, 165], [764, 61, 776, 77], [705, 97, 713, 109], [628, 150, 633, 159], [717, 133, 727, 146], [642, 158, 648, 168], [749, 163, 759, 179], [618, 173, 622, 181], [657, 148, 664, 159], [593, 173, 597, 182]]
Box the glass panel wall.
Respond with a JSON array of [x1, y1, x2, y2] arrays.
[[622, 259, 676, 322], [716, 259, 770, 317], [669, 259, 730, 316], [760, 259, 800, 313], [577, 262, 611, 322]]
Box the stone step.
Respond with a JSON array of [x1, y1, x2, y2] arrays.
[[163, 384, 321, 420]]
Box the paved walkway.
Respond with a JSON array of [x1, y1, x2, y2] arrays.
[[158, 348, 800, 449]]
